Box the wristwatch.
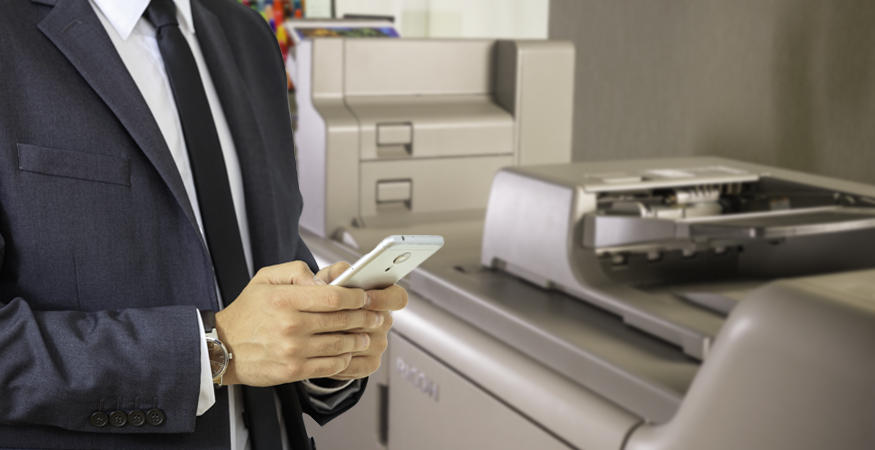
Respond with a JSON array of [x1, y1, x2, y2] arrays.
[[200, 310, 232, 387]]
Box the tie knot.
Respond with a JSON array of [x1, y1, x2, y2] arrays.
[[144, 0, 178, 29]]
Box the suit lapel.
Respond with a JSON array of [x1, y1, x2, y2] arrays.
[[191, 0, 282, 270], [35, 0, 200, 233]]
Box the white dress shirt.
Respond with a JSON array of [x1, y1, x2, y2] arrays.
[[90, 1, 272, 448]]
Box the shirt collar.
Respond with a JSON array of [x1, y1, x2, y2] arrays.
[[91, 0, 194, 40]]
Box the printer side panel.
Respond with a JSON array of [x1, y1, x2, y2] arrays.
[[296, 40, 326, 236], [387, 333, 574, 450], [297, 39, 361, 238], [495, 41, 575, 167]]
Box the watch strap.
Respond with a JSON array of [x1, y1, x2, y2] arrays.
[[200, 309, 216, 333]]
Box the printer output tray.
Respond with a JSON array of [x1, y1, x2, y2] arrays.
[[687, 206, 875, 240]]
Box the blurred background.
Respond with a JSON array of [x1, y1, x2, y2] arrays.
[[334, 0, 548, 39], [551, 0, 875, 185], [265, 0, 875, 183]]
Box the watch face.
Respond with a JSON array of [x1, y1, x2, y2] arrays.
[[207, 339, 228, 379]]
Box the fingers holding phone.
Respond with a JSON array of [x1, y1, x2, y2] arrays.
[[217, 236, 441, 385], [317, 262, 409, 312], [324, 235, 442, 380], [325, 283, 407, 380], [214, 261, 376, 387], [318, 271, 408, 380], [327, 309, 393, 380], [363, 284, 408, 312], [315, 261, 352, 285]]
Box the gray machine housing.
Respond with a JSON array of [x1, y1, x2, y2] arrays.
[[627, 270, 875, 450], [481, 158, 875, 360], [291, 37, 875, 450], [294, 37, 575, 238], [301, 157, 875, 450]]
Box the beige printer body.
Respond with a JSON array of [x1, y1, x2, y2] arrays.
[[474, 158, 875, 449], [292, 38, 875, 450], [294, 37, 575, 237]]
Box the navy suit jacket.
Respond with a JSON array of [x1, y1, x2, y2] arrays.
[[0, 0, 363, 448]]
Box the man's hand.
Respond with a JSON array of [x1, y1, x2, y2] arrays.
[[215, 261, 382, 387], [315, 262, 408, 380]]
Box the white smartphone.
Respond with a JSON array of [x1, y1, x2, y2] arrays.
[[329, 235, 444, 290]]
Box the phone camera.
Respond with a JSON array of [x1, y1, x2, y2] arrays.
[[393, 252, 412, 264]]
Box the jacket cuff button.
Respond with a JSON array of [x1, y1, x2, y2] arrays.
[[146, 409, 166, 426], [90, 412, 109, 428], [128, 409, 146, 427], [109, 410, 127, 427]]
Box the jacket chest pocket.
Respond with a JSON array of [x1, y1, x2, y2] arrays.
[[17, 143, 130, 186]]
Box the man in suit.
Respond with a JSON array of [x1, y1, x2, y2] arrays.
[[0, 0, 405, 448]]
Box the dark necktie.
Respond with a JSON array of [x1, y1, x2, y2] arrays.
[[143, 1, 304, 449]]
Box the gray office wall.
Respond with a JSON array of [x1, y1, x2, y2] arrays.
[[550, 0, 875, 184]]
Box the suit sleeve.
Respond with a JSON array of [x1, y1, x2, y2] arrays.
[[0, 235, 202, 434], [299, 378, 369, 426]]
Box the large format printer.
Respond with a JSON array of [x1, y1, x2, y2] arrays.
[[293, 38, 875, 450], [294, 37, 574, 236]]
